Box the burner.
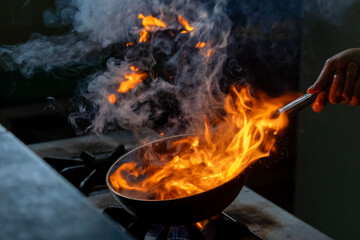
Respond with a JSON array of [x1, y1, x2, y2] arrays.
[[103, 206, 264, 240], [43, 145, 127, 195]]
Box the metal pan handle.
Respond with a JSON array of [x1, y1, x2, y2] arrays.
[[273, 85, 331, 118]]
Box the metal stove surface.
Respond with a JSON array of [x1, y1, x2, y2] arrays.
[[89, 189, 263, 240], [28, 131, 333, 240]]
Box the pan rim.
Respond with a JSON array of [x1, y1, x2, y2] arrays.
[[106, 133, 246, 202]]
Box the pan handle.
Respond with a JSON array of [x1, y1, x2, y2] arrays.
[[273, 85, 331, 118]]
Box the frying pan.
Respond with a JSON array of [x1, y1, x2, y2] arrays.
[[106, 90, 323, 226], [106, 134, 247, 226]]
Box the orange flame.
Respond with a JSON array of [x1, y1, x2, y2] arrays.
[[126, 42, 133, 47], [138, 14, 167, 42], [108, 94, 116, 104], [139, 30, 150, 43], [110, 86, 293, 200], [178, 15, 194, 33], [130, 65, 139, 71], [195, 220, 209, 230], [206, 50, 213, 57], [139, 14, 167, 30], [117, 72, 149, 93], [196, 42, 206, 48], [195, 222, 203, 230]]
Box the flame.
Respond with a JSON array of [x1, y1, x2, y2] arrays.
[[195, 220, 209, 230], [195, 42, 206, 48], [139, 14, 167, 30], [109, 86, 293, 200], [138, 14, 167, 42], [178, 15, 194, 33], [130, 65, 139, 71], [126, 42, 133, 47], [117, 72, 149, 93], [139, 30, 150, 43], [108, 94, 116, 104]]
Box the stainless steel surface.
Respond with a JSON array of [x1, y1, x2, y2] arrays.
[[224, 187, 333, 240], [0, 127, 133, 240], [88, 187, 334, 240], [0, 124, 6, 135]]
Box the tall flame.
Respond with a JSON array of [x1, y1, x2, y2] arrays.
[[109, 86, 293, 200]]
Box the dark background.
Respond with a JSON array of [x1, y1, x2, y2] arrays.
[[1, 1, 359, 239]]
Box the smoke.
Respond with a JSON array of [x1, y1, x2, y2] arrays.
[[0, 0, 151, 77], [1, 0, 353, 137], [0, 0, 233, 136]]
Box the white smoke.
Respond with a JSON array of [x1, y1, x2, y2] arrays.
[[73, 0, 232, 135], [0, 0, 232, 136]]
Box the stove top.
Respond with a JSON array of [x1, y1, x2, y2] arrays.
[[0, 126, 333, 240], [40, 139, 264, 239], [103, 206, 262, 240], [98, 192, 263, 240]]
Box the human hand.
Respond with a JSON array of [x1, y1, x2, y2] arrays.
[[307, 48, 360, 112]]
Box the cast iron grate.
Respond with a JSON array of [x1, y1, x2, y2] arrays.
[[43, 145, 127, 195]]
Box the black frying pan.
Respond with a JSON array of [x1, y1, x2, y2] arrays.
[[106, 134, 246, 226]]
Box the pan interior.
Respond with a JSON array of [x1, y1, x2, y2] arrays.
[[107, 134, 245, 202]]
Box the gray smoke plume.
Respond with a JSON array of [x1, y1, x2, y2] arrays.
[[1, 0, 352, 136], [1, 0, 232, 136]]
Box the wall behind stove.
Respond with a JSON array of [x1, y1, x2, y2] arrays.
[[296, 0, 360, 239]]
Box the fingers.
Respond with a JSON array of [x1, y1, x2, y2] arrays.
[[307, 59, 336, 94], [329, 70, 345, 104], [341, 62, 357, 104], [312, 91, 329, 112], [350, 75, 360, 106]]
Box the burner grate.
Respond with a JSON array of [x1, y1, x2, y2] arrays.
[[43, 145, 127, 195]]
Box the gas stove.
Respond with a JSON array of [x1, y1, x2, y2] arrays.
[[0, 125, 332, 240]]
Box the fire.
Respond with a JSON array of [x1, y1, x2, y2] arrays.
[[109, 86, 293, 200], [195, 220, 209, 230], [117, 72, 149, 93], [178, 15, 194, 33], [139, 30, 150, 42], [195, 42, 206, 48], [108, 94, 116, 104], [139, 14, 167, 30], [126, 42, 133, 47], [130, 65, 139, 71], [138, 14, 167, 42]]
